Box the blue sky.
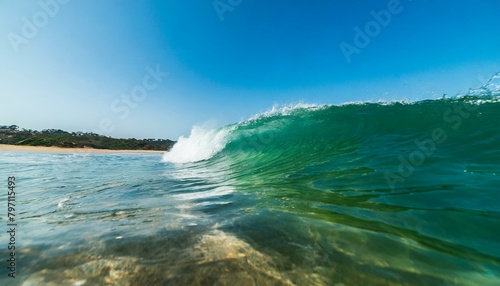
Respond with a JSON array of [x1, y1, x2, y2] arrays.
[[1, 0, 499, 140]]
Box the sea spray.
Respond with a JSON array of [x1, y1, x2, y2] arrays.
[[163, 125, 234, 163], [4, 74, 500, 286]]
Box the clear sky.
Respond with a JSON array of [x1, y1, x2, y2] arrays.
[[1, 0, 499, 140]]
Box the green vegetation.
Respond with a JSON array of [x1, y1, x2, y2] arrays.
[[0, 125, 175, 151]]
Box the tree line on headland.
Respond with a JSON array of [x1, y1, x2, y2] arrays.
[[0, 125, 175, 151]]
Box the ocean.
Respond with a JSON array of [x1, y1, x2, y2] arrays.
[[1, 79, 500, 285]]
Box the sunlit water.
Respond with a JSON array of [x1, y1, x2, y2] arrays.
[[1, 89, 500, 285]]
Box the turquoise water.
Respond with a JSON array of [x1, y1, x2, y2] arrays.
[[1, 78, 500, 285]]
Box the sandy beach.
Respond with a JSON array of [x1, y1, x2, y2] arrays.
[[0, 144, 165, 154]]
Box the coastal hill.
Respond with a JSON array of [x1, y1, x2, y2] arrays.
[[0, 125, 175, 151]]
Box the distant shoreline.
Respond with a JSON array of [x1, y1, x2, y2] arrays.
[[0, 125, 175, 151], [0, 144, 165, 154]]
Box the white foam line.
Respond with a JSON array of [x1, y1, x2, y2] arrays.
[[163, 125, 234, 164], [172, 186, 233, 201]]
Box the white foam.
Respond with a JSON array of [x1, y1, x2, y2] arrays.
[[162, 89, 499, 165], [172, 186, 233, 201], [249, 102, 323, 120], [58, 198, 70, 209], [162, 103, 326, 164], [162, 125, 233, 164]]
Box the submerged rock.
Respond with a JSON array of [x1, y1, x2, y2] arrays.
[[22, 230, 326, 286]]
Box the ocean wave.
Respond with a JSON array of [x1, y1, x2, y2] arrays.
[[163, 75, 500, 165], [162, 125, 235, 163]]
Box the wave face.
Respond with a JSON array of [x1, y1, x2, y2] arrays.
[[161, 77, 500, 284]]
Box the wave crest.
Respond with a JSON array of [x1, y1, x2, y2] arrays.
[[162, 76, 500, 165], [162, 125, 233, 164]]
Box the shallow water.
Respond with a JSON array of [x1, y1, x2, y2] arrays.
[[1, 94, 500, 285]]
